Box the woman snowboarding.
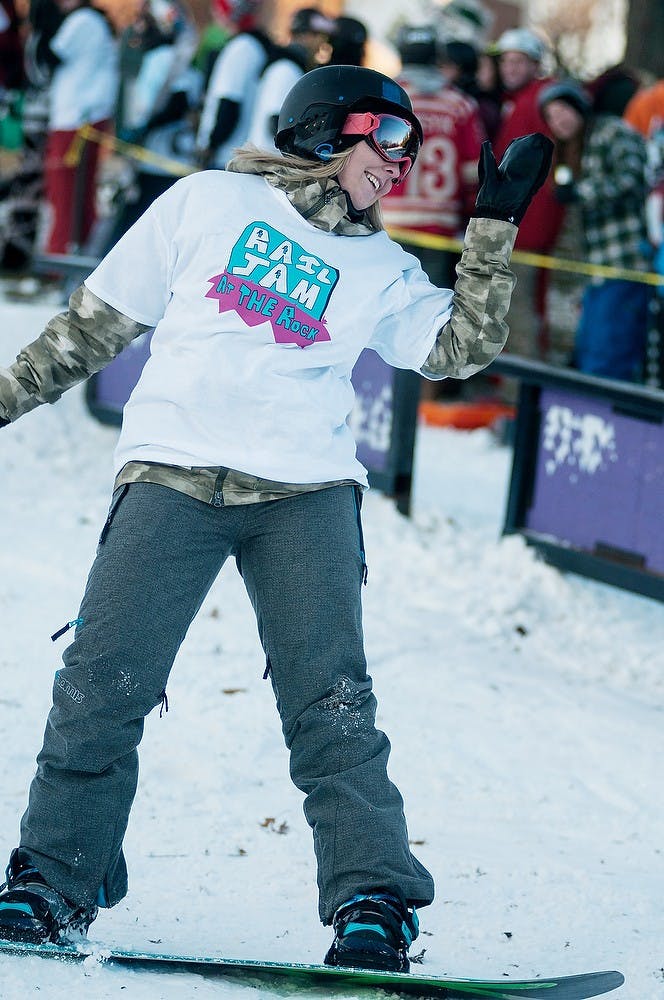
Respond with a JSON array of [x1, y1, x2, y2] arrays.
[[0, 65, 552, 972]]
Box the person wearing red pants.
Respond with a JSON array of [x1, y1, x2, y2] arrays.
[[43, 0, 118, 254]]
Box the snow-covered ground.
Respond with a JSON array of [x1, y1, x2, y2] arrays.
[[0, 293, 662, 999]]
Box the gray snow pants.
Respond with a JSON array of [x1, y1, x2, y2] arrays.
[[19, 482, 434, 923]]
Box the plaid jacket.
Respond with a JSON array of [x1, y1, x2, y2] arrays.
[[576, 114, 649, 278]]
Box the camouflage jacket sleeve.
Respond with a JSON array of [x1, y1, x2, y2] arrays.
[[0, 285, 152, 422], [421, 217, 517, 380]]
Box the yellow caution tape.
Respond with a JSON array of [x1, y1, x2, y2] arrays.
[[64, 124, 196, 177], [386, 226, 664, 288], [62, 129, 87, 168]]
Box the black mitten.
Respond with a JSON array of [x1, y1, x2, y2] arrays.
[[0, 417, 9, 427], [474, 133, 554, 226]]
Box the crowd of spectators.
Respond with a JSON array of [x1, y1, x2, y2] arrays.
[[1, 0, 663, 388]]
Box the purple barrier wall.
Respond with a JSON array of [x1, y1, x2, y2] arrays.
[[526, 388, 664, 574], [494, 352, 664, 601], [92, 333, 152, 412], [347, 349, 395, 475]]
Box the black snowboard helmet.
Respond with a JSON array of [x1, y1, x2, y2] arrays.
[[275, 64, 423, 167], [396, 24, 438, 67]]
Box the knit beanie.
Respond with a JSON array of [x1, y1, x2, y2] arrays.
[[586, 65, 640, 116], [538, 79, 592, 118]]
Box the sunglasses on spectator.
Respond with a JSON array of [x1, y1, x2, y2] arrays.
[[341, 112, 420, 180]]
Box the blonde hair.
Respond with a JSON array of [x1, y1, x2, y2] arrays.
[[227, 145, 385, 231]]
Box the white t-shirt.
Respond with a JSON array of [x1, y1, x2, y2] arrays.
[[49, 8, 118, 130], [247, 58, 303, 153], [85, 171, 453, 486], [196, 32, 269, 167]]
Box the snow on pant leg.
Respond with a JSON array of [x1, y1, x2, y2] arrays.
[[19, 484, 232, 909], [236, 486, 435, 924]]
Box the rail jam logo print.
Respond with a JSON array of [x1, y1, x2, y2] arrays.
[[542, 404, 618, 481], [206, 222, 338, 348]]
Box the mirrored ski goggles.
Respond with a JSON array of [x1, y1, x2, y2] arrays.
[[341, 112, 420, 179]]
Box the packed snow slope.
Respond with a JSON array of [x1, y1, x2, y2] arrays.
[[0, 295, 662, 999]]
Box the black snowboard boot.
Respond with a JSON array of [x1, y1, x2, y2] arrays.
[[324, 892, 419, 972], [0, 849, 97, 944]]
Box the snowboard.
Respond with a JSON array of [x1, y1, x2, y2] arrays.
[[0, 938, 624, 999]]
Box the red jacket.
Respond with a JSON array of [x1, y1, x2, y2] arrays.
[[494, 77, 564, 252], [383, 76, 486, 237]]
